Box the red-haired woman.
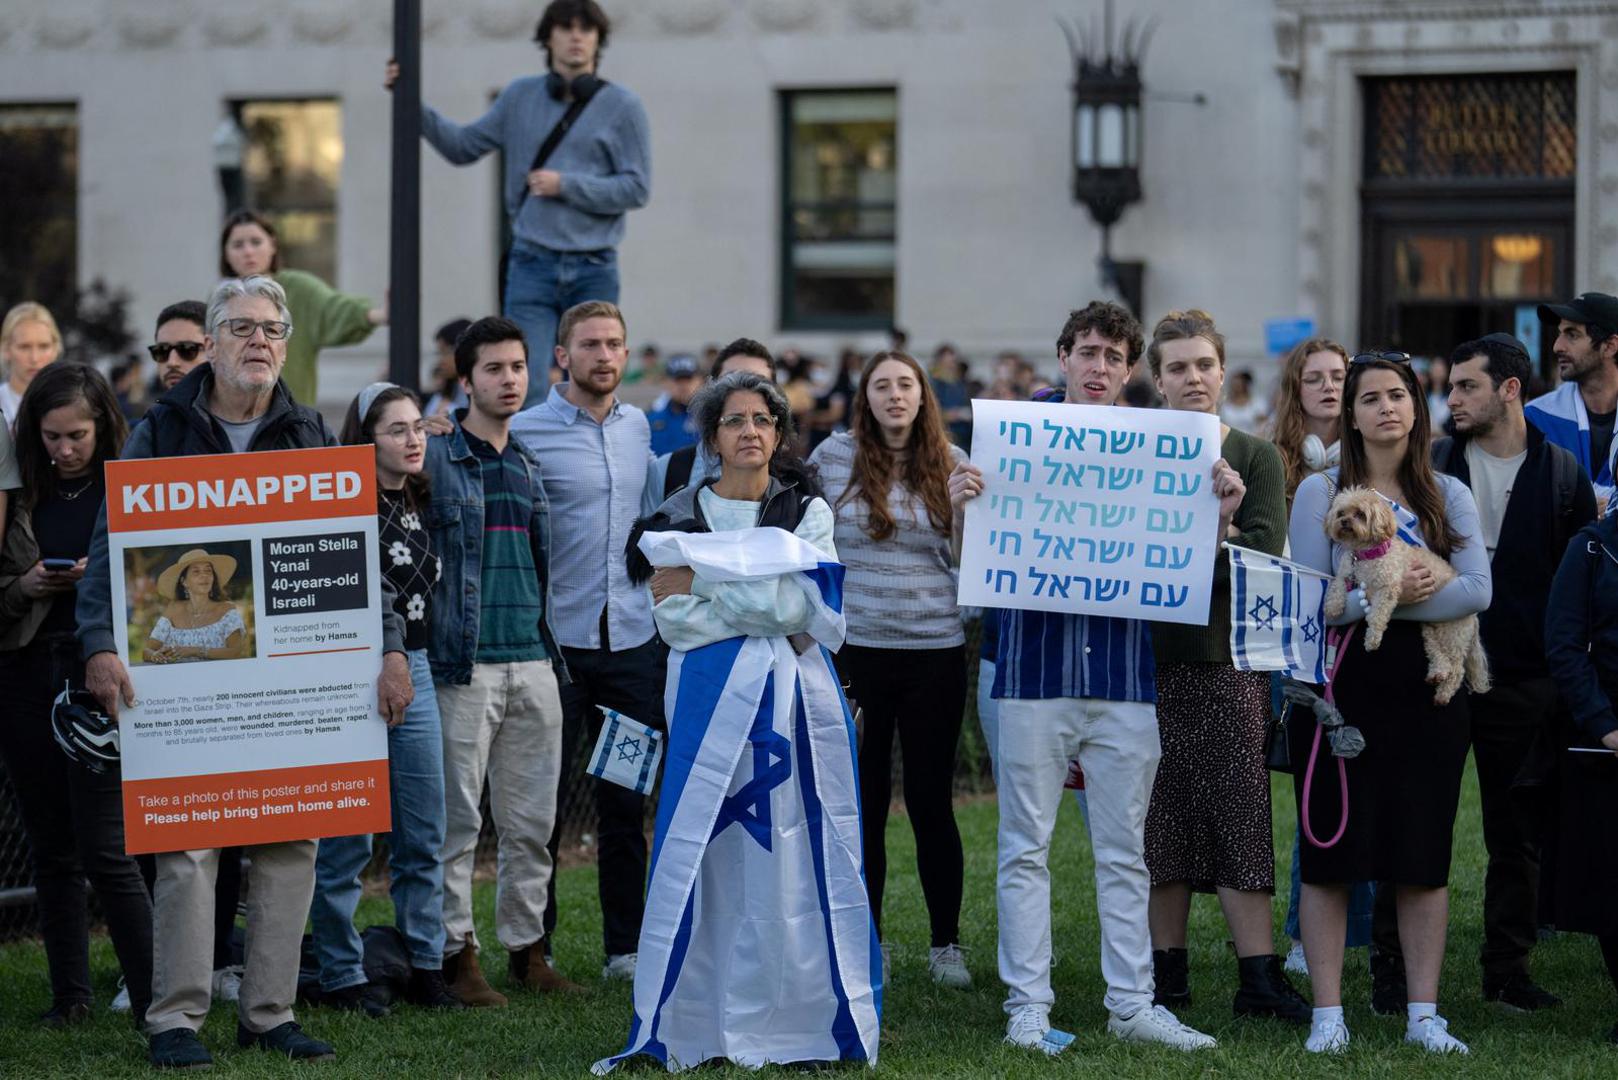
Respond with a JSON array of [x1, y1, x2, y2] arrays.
[[809, 350, 970, 989]]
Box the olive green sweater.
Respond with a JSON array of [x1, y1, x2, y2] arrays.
[[1151, 426, 1287, 665], [276, 269, 376, 406]]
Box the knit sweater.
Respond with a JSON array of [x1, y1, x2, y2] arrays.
[[275, 269, 376, 406], [1151, 426, 1287, 665]]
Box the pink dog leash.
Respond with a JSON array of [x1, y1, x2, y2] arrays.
[[1301, 623, 1357, 849]]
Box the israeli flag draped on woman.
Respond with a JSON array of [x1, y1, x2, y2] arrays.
[[594, 526, 881, 1073]]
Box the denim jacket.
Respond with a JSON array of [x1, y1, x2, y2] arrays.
[[424, 412, 567, 686]]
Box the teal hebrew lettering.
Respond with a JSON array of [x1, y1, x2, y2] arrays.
[[1100, 504, 1136, 528], [1108, 466, 1143, 490], [1077, 501, 1100, 526], [1154, 434, 1204, 461], [999, 456, 1031, 483], [1098, 539, 1133, 563], [989, 494, 1024, 520], [990, 529, 1022, 556], [1153, 470, 1201, 496], [1033, 528, 1075, 560], [1077, 537, 1097, 561], [1177, 473, 1201, 496], [1043, 455, 1085, 487], [1146, 508, 1195, 534], [1109, 430, 1145, 454], [1034, 493, 1082, 524], [1000, 419, 1033, 447], [1145, 543, 1194, 570], [984, 568, 1019, 594], [1084, 464, 1107, 488], [1041, 418, 1083, 450]]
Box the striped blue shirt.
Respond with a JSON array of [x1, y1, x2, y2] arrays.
[[991, 608, 1156, 703]]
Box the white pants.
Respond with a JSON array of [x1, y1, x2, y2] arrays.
[[996, 695, 1159, 1018], [436, 659, 564, 955]]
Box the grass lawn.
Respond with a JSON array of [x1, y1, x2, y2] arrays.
[[1, 764, 1614, 1077]]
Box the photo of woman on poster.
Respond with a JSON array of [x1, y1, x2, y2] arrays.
[[142, 548, 249, 663]]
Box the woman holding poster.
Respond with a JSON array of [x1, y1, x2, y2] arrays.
[[308, 382, 459, 1013], [808, 351, 971, 989], [1287, 352, 1490, 1055], [1137, 312, 1305, 1023], [598, 370, 879, 1072], [0, 362, 152, 1027], [143, 550, 247, 662]]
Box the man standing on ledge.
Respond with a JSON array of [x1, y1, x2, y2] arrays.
[[388, 0, 650, 401]]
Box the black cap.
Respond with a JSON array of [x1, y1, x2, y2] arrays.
[[664, 353, 700, 378], [1538, 291, 1618, 332]]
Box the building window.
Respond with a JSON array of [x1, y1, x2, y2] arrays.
[[780, 89, 897, 330], [0, 103, 78, 314], [233, 99, 343, 284], [1364, 73, 1576, 183]]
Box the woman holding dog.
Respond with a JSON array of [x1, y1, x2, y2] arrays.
[[1288, 351, 1490, 1055], [1140, 312, 1306, 1023]]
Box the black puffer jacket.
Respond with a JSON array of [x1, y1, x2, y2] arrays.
[[1545, 511, 1618, 745]]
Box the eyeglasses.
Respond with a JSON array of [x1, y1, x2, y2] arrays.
[[1350, 350, 1411, 366], [376, 422, 427, 442], [718, 412, 778, 431], [219, 318, 293, 340], [148, 342, 204, 362]]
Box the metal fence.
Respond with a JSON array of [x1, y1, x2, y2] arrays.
[[0, 620, 993, 940]]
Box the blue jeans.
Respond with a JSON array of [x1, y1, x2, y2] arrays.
[[504, 239, 620, 405], [311, 649, 449, 988], [1284, 823, 1376, 947]]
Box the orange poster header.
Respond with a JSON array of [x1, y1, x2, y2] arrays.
[[107, 446, 376, 533]]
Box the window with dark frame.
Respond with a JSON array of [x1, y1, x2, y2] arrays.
[[0, 103, 78, 315], [780, 89, 897, 330], [234, 99, 344, 285]]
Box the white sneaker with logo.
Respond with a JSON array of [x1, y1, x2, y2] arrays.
[[1004, 1004, 1075, 1056], [602, 953, 638, 981], [1107, 1005, 1217, 1051], [1405, 1014, 1469, 1054], [109, 978, 131, 1013], [1284, 940, 1309, 976], [1305, 1015, 1350, 1053], [211, 965, 243, 1003], [928, 944, 971, 989]]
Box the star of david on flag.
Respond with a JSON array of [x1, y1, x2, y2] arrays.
[[588, 707, 664, 796], [1226, 544, 1331, 683]]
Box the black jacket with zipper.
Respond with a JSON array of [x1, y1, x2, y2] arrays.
[[1433, 423, 1595, 683], [1545, 511, 1618, 744]]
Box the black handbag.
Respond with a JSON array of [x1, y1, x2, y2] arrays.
[[1266, 700, 1293, 772]]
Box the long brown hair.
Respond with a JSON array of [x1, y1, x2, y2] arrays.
[[843, 351, 953, 540], [1272, 337, 1350, 505], [1338, 357, 1462, 559], [13, 362, 128, 513]]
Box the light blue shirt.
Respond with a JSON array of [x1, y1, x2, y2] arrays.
[[510, 385, 657, 651]]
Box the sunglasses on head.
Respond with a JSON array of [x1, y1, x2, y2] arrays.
[[1350, 350, 1412, 366], [147, 342, 204, 362]]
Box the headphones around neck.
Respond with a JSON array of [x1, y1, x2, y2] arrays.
[[545, 71, 604, 102]]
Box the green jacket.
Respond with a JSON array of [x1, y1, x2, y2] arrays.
[[276, 268, 376, 405]]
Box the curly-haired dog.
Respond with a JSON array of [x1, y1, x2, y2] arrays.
[[1321, 486, 1489, 705]]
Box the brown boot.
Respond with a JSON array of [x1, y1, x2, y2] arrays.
[[510, 943, 585, 994], [444, 935, 507, 1008]]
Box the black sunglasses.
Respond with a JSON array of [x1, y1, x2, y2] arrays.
[[1350, 350, 1412, 366], [148, 342, 204, 362]]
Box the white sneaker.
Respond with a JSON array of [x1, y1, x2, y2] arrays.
[[1004, 1004, 1075, 1055], [1284, 941, 1309, 976], [602, 953, 637, 981], [211, 965, 243, 1003], [1405, 1014, 1469, 1054], [1107, 1004, 1217, 1051], [928, 944, 971, 989], [1306, 1016, 1350, 1053], [109, 978, 131, 1013]]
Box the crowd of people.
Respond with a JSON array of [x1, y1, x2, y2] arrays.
[[4, 273, 1618, 1069]]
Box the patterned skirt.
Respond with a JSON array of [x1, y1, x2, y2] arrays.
[[1145, 662, 1275, 892]]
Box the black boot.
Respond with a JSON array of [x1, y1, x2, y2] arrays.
[[1233, 953, 1311, 1024], [1152, 948, 1190, 1007], [1369, 945, 1408, 1016], [407, 967, 466, 1010]]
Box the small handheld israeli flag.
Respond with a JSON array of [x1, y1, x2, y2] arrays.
[[1227, 544, 1331, 684], [587, 707, 663, 795]]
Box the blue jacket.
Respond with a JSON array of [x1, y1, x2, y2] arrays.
[[645, 400, 697, 457], [423, 412, 566, 686], [1545, 510, 1618, 744], [1525, 381, 1617, 510]]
